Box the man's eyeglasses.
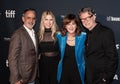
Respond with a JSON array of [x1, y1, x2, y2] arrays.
[[80, 15, 93, 21]]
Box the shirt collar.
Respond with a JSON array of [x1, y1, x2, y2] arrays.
[[23, 25, 34, 33]]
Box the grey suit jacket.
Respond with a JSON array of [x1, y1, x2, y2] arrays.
[[8, 26, 38, 83]]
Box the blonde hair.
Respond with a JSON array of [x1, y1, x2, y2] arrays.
[[38, 10, 59, 41]]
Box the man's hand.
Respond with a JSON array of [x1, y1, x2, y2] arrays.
[[15, 80, 23, 84], [15, 81, 21, 84]]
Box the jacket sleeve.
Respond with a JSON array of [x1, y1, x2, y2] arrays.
[[8, 32, 22, 83], [103, 29, 118, 82]]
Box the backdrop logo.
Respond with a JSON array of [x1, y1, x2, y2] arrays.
[[4, 37, 10, 41], [113, 74, 119, 80], [5, 10, 15, 18], [60, 15, 65, 19], [116, 44, 120, 50], [107, 16, 120, 21]]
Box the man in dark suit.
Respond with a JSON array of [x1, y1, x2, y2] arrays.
[[8, 8, 38, 84], [79, 7, 118, 84]]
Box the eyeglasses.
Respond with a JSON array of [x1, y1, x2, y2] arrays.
[[80, 15, 93, 21]]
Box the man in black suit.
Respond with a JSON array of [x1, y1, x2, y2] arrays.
[[8, 8, 38, 84], [79, 7, 118, 84]]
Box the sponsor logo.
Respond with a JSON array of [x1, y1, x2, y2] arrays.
[[116, 44, 120, 50], [5, 10, 15, 18], [107, 16, 120, 21], [4, 37, 10, 41], [60, 15, 65, 19], [113, 74, 119, 80], [6, 60, 8, 67]]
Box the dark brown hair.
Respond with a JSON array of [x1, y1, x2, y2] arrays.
[[79, 7, 96, 15], [61, 14, 81, 36], [22, 8, 37, 16]]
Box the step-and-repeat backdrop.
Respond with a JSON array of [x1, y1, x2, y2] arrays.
[[0, 0, 120, 84]]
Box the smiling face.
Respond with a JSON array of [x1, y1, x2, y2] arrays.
[[22, 10, 36, 30], [43, 14, 54, 29], [79, 11, 96, 30], [61, 14, 81, 36], [66, 20, 76, 35]]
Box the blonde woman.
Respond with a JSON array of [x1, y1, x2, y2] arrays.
[[38, 10, 60, 84]]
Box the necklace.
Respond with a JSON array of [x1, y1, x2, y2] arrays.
[[67, 38, 75, 41]]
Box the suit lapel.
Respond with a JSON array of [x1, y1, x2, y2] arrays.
[[22, 27, 36, 50], [61, 35, 67, 59], [75, 35, 80, 56]]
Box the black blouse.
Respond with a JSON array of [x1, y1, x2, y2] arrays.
[[38, 29, 59, 53]]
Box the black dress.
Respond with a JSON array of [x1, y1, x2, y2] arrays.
[[60, 44, 82, 84], [38, 29, 60, 84]]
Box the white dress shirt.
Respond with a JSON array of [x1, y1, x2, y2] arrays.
[[23, 25, 37, 50]]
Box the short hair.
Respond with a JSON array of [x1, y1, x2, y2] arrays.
[[61, 14, 81, 36], [22, 8, 36, 16], [79, 7, 96, 15]]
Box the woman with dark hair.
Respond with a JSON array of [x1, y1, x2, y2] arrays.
[[57, 14, 86, 84]]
